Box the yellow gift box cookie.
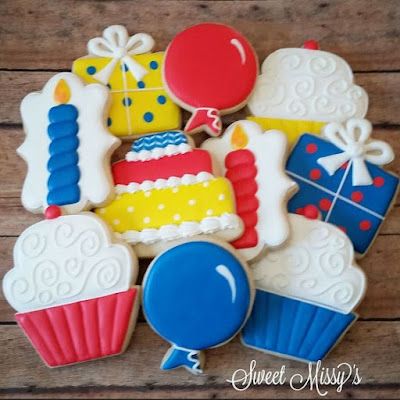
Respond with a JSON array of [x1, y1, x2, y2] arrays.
[[72, 25, 181, 138]]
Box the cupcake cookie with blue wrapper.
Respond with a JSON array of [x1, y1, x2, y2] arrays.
[[142, 240, 254, 374], [19, 72, 120, 214], [96, 130, 243, 258], [241, 212, 366, 363], [247, 40, 368, 145]]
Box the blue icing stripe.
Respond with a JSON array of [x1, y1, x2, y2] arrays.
[[143, 241, 252, 373], [47, 104, 80, 207], [48, 104, 78, 123], [48, 121, 79, 140], [132, 131, 188, 152]]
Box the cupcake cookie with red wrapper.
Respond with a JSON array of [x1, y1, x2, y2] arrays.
[[247, 41, 368, 144], [19, 72, 120, 214], [2, 211, 140, 367], [202, 121, 297, 260], [241, 212, 367, 363], [73, 25, 181, 139], [163, 23, 258, 136], [95, 130, 243, 258], [287, 118, 399, 257]]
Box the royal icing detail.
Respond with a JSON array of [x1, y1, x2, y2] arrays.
[[142, 241, 253, 374], [2, 213, 140, 367], [96, 131, 243, 256], [286, 131, 399, 256], [318, 119, 394, 186], [251, 214, 366, 313], [19, 72, 119, 214], [73, 25, 181, 138], [241, 213, 366, 363], [163, 23, 258, 136], [247, 44, 368, 144], [202, 121, 297, 257], [3, 213, 138, 312], [248, 47, 368, 123], [125, 131, 192, 161]]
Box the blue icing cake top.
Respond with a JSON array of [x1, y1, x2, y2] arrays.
[[132, 131, 188, 153]]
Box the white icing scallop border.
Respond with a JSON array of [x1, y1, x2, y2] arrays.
[[125, 143, 192, 162], [115, 172, 214, 194]]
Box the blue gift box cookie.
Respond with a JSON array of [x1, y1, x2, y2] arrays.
[[286, 119, 398, 257]]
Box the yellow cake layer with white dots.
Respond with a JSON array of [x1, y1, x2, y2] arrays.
[[96, 178, 235, 233]]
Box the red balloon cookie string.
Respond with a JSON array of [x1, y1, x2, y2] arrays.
[[185, 107, 222, 136]]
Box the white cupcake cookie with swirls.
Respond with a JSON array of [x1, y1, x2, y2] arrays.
[[248, 47, 368, 123], [251, 213, 366, 313], [3, 213, 138, 313]]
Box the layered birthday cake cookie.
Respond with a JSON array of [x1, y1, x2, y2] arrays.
[[96, 131, 243, 257], [202, 121, 297, 260], [3, 212, 140, 367], [241, 211, 367, 362], [247, 41, 368, 144]]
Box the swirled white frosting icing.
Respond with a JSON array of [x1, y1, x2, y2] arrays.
[[117, 213, 241, 245], [251, 214, 366, 313], [3, 213, 138, 313], [248, 48, 368, 122], [125, 143, 192, 162]]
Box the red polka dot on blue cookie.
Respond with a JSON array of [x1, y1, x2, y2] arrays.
[[351, 191, 364, 203], [359, 220, 372, 231], [309, 168, 321, 180], [373, 176, 385, 187], [319, 198, 332, 211], [306, 143, 318, 154]]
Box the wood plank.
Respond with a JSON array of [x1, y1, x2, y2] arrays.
[[1, 71, 400, 126], [0, 233, 399, 322], [0, 322, 398, 396], [2, 385, 399, 400], [0, 1, 400, 71], [1, 127, 399, 200]]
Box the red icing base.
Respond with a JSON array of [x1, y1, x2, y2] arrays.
[[113, 150, 213, 185], [16, 288, 139, 367], [225, 149, 259, 249]]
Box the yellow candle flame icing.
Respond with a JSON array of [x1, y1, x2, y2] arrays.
[[54, 79, 71, 104], [231, 124, 248, 149]]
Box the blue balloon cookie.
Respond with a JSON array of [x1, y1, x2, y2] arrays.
[[142, 240, 253, 374]]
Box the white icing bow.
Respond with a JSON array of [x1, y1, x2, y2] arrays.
[[87, 25, 155, 84], [317, 118, 394, 186]]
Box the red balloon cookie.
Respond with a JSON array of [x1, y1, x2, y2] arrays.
[[163, 23, 258, 136]]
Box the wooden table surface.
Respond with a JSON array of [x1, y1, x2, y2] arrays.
[[0, 0, 399, 398]]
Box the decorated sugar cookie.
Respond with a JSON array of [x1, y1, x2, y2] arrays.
[[202, 121, 298, 259], [73, 25, 181, 138], [19, 72, 119, 214], [142, 240, 254, 374], [96, 130, 243, 258], [163, 23, 258, 136], [2, 212, 140, 367], [242, 212, 366, 363], [247, 40, 369, 144], [287, 119, 399, 257]]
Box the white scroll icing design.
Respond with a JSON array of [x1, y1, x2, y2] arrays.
[[251, 214, 366, 314], [248, 48, 368, 122], [3, 213, 137, 313], [202, 120, 297, 249], [19, 72, 120, 214], [318, 118, 394, 186]]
